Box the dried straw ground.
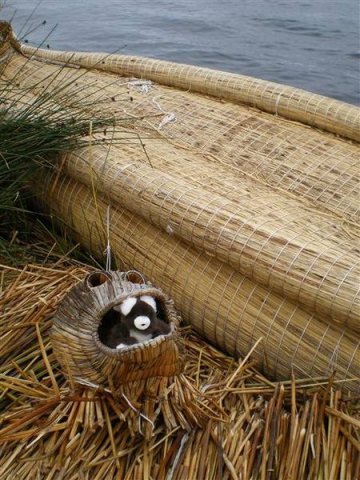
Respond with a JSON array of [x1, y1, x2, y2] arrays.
[[0, 260, 359, 480]]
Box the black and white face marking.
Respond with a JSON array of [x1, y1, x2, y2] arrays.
[[114, 295, 158, 334], [117, 295, 157, 317], [113, 294, 169, 349], [118, 297, 137, 316], [139, 295, 157, 312]]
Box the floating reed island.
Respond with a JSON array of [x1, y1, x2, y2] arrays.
[[0, 21, 359, 479], [1, 261, 359, 479]]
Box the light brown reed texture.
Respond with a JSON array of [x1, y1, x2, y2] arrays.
[[0, 263, 221, 441], [36, 172, 360, 394], [51, 270, 182, 386], [2, 27, 359, 226], [1, 41, 360, 331], [20, 41, 360, 143], [1, 262, 359, 480], [60, 146, 360, 333]]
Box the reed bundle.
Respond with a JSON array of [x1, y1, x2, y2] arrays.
[[20, 40, 360, 142], [36, 172, 360, 394], [59, 146, 360, 332], [1, 262, 359, 479], [2, 31, 359, 225]]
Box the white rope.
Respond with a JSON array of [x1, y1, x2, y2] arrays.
[[152, 96, 177, 129], [104, 205, 112, 271], [122, 393, 155, 435], [127, 78, 153, 93], [158, 112, 177, 129]]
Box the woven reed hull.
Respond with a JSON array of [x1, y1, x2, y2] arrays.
[[19, 44, 360, 142], [3, 43, 360, 225], [37, 172, 360, 393], [60, 147, 360, 333], [3, 51, 359, 331]]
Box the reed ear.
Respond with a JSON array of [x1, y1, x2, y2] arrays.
[[140, 295, 157, 312], [117, 297, 137, 316]]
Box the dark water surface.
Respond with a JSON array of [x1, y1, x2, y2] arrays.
[[3, 1, 360, 105]]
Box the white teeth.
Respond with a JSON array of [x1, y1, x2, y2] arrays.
[[134, 315, 151, 330], [140, 295, 157, 312], [116, 343, 127, 349], [116, 297, 137, 316]]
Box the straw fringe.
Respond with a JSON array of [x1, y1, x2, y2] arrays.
[[1, 262, 359, 479]]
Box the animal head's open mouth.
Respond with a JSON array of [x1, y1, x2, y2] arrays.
[[97, 294, 172, 350]]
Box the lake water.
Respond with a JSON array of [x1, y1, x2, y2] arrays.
[[2, 1, 359, 105]]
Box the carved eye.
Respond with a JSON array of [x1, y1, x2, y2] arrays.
[[134, 315, 151, 330]]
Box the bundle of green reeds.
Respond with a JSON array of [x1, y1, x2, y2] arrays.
[[0, 262, 359, 479], [0, 20, 129, 265]]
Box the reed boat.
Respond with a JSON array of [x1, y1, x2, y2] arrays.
[[1, 20, 360, 480], [1, 21, 359, 393]]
